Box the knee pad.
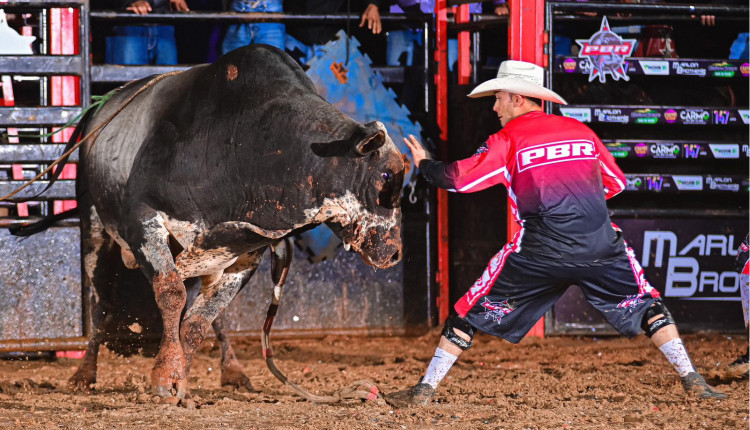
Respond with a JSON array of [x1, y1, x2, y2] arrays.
[[641, 299, 675, 337], [441, 314, 475, 351]]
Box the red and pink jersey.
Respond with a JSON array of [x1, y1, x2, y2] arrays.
[[420, 111, 627, 265]]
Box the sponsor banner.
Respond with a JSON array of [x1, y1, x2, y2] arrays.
[[663, 108, 678, 124], [638, 60, 670, 75], [739, 109, 749, 125], [672, 61, 707, 77], [643, 175, 671, 192], [708, 61, 738, 78], [606, 218, 747, 331], [594, 108, 629, 124], [705, 176, 747, 192], [562, 58, 577, 73], [708, 143, 740, 159], [672, 175, 703, 191], [679, 109, 711, 125], [603, 142, 632, 159], [554, 57, 746, 79], [631, 108, 661, 125], [559, 106, 747, 126], [712, 109, 744, 125], [681, 142, 708, 159], [624, 175, 747, 193], [625, 175, 644, 191], [603, 141, 747, 160], [633, 142, 648, 157], [648, 142, 680, 159], [559, 107, 591, 123]]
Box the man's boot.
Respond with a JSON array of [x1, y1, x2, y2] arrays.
[[680, 372, 727, 399], [386, 383, 436, 408]]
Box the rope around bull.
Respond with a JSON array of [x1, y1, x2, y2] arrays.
[[261, 242, 384, 404], [0, 70, 184, 202]]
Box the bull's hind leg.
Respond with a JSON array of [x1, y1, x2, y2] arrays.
[[213, 309, 253, 391], [126, 212, 189, 398], [179, 250, 264, 380], [69, 199, 115, 391]]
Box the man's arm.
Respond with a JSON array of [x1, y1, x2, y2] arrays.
[[404, 134, 510, 193]]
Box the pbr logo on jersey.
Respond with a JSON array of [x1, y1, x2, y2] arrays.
[[480, 297, 515, 324], [576, 16, 635, 83]]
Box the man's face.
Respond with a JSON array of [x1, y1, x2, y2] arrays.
[[493, 91, 516, 127]]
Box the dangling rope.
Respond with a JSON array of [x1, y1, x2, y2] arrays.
[[345, 0, 351, 66], [261, 239, 383, 404], [2, 91, 117, 141], [0, 70, 183, 202]]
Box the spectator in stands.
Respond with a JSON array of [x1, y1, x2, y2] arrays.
[[221, 0, 286, 54], [102, 0, 188, 65], [386, 1, 508, 69], [283, 0, 383, 63]]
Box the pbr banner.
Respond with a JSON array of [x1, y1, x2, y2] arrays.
[[551, 218, 748, 333]]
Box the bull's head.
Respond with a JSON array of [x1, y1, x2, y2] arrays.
[[309, 121, 404, 269]]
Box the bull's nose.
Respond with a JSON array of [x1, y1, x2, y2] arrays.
[[391, 250, 401, 263]]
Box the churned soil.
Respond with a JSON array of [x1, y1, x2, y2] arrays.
[[0, 331, 747, 429]]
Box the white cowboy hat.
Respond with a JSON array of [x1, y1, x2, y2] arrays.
[[468, 60, 568, 105]]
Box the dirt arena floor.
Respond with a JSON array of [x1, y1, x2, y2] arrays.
[[0, 330, 747, 429]]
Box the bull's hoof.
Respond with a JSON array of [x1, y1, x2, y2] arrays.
[[681, 372, 727, 399], [68, 370, 96, 392], [220, 364, 255, 392], [151, 346, 188, 399], [727, 353, 750, 379], [385, 383, 435, 408]]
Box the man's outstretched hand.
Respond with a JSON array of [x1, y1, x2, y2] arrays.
[[403, 134, 429, 167]]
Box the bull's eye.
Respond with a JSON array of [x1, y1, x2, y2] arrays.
[[382, 172, 391, 181]]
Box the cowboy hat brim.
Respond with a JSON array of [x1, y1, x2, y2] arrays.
[[467, 77, 568, 105]]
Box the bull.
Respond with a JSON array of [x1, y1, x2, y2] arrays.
[[17, 44, 404, 399]]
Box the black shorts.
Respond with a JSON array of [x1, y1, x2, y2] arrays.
[[454, 241, 661, 344]]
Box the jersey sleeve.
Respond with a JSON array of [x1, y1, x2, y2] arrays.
[[419, 132, 511, 193], [595, 134, 626, 200]]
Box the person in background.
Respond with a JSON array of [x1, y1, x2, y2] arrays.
[[386, 0, 508, 69], [387, 60, 727, 408], [102, 0, 188, 65], [283, 0, 383, 64], [221, 0, 286, 54], [726, 235, 749, 378]]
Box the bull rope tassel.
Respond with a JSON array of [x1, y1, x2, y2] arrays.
[[261, 240, 383, 404], [0, 70, 184, 202]]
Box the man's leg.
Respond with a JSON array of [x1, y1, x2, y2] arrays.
[[642, 300, 726, 399], [387, 314, 475, 407]]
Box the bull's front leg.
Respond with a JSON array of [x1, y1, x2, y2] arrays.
[[128, 213, 189, 398], [151, 270, 188, 398]]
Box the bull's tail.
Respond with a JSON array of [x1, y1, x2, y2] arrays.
[[9, 207, 81, 237]]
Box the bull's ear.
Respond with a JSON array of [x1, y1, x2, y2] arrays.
[[354, 129, 386, 155]]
